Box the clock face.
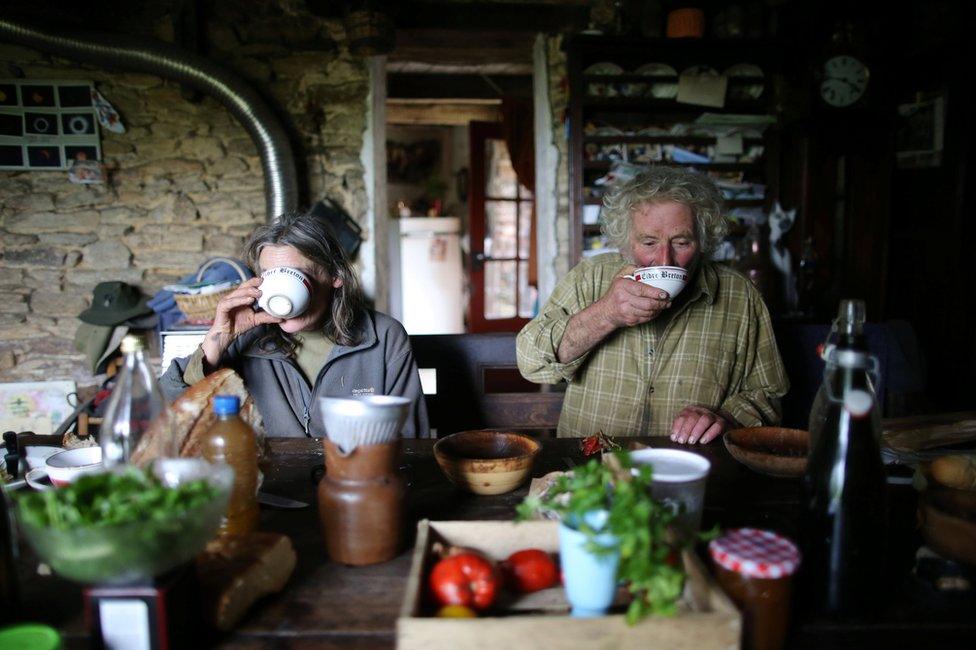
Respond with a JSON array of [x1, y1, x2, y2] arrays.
[[820, 55, 869, 108]]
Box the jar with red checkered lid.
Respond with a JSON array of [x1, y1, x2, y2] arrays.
[[709, 528, 801, 650]]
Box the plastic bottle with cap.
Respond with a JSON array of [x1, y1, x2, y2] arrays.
[[0, 623, 61, 650], [100, 335, 176, 467], [802, 308, 888, 617], [199, 394, 259, 535]]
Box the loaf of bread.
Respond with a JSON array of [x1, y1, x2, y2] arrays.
[[196, 532, 297, 631], [131, 368, 262, 464], [931, 454, 976, 491]]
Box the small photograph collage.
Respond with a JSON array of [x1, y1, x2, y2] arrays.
[[0, 80, 100, 171]]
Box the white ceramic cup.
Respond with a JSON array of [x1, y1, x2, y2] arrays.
[[630, 448, 711, 541], [257, 267, 312, 319], [625, 265, 689, 298]]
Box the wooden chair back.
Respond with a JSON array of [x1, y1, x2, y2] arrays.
[[409, 334, 564, 438]]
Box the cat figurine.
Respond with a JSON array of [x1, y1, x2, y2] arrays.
[[768, 202, 798, 310]]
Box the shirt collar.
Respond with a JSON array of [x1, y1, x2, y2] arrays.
[[685, 261, 718, 305]]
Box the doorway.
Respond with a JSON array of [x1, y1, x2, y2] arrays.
[[468, 121, 536, 333], [380, 23, 544, 333]]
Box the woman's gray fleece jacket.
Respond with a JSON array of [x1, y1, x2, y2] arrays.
[[159, 310, 429, 438]]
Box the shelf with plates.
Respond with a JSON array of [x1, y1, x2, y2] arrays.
[[583, 135, 765, 145], [583, 161, 761, 172], [566, 34, 784, 265]]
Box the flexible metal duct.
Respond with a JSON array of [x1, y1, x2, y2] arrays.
[[0, 16, 298, 221]]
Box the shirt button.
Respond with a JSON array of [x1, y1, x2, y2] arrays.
[[647, 348, 655, 356], [648, 386, 655, 394]]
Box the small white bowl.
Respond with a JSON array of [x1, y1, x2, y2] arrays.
[[629, 265, 689, 298], [44, 447, 103, 487], [25, 467, 54, 491], [25, 445, 63, 470]]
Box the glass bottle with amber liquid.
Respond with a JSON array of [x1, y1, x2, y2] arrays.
[[201, 395, 259, 535], [802, 330, 887, 617]]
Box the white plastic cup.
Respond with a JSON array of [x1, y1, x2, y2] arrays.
[[630, 448, 711, 541], [257, 267, 312, 318], [625, 265, 689, 298]]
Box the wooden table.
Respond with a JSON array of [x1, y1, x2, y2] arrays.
[[15, 437, 976, 648]]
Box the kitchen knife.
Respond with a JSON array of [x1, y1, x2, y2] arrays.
[[257, 491, 309, 509]]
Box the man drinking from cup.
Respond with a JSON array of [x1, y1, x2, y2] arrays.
[[516, 166, 787, 443]]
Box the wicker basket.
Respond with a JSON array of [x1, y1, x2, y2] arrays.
[[173, 258, 250, 322]]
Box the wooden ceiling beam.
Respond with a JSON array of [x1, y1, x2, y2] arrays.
[[387, 73, 532, 99], [390, 29, 535, 66], [307, 1, 589, 32], [386, 100, 501, 125], [389, 2, 589, 32]]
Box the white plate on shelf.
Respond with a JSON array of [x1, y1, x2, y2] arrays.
[[635, 63, 678, 99], [636, 125, 670, 136], [584, 62, 624, 97], [681, 65, 721, 79], [583, 62, 624, 76], [592, 126, 625, 137], [725, 63, 765, 101]]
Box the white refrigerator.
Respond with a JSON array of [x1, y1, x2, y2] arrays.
[[397, 217, 464, 334]]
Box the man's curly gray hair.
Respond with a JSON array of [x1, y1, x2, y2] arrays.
[[601, 166, 728, 261]]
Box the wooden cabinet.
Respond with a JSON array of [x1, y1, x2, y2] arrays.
[[565, 35, 787, 265]]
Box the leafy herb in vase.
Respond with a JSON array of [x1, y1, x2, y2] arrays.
[[518, 450, 714, 623]]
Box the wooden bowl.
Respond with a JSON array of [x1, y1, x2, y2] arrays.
[[918, 488, 976, 567], [724, 427, 809, 478], [434, 430, 541, 495]]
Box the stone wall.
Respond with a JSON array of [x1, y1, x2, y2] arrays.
[[546, 35, 571, 279], [0, 2, 369, 386]]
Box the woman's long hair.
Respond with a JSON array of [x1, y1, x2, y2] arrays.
[[243, 210, 365, 351]]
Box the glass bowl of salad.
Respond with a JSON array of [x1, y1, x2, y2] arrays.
[[15, 458, 233, 585]]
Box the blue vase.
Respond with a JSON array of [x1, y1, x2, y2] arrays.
[[559, 511, 621, 618]]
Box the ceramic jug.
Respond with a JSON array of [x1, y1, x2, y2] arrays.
[[317, 438, 406, 565]]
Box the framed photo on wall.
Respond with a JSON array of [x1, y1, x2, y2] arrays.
[[387, 139, 440, 183]]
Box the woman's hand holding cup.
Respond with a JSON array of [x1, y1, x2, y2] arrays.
[[202, 277, 282, 366]]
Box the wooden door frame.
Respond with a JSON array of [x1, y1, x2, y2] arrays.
[[468, 120, 533, 332]]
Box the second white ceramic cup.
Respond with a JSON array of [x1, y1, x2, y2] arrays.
[[257, 267, 312, 319]]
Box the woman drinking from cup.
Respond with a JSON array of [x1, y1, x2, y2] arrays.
[[160, 210, 429, 438]]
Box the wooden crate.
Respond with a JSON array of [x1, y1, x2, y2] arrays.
[[397, 520, 740, 650]]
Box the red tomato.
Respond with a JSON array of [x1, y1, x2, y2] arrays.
[[502, 549, 558, 593], [581, 435, 602, 456], [428, 552, 498, 611]]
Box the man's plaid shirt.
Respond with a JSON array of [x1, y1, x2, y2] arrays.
[[516, 254, 789, 438]]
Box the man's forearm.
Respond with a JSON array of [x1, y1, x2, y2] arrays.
[[557, 301, 617, 363]]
